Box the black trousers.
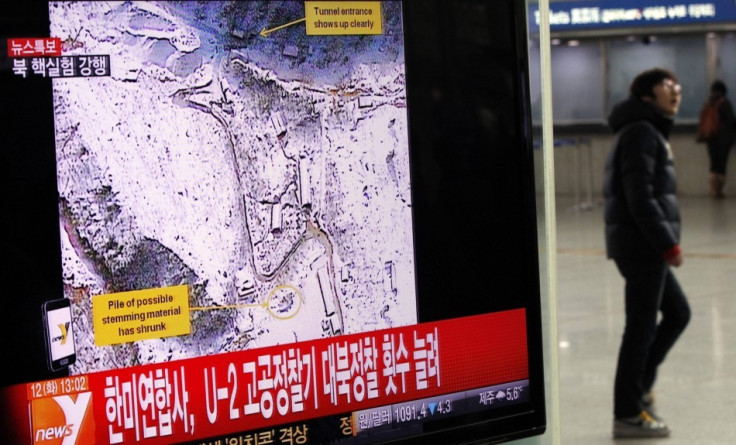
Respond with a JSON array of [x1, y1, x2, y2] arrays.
[[707, 140, 732, 175], [613, 257, 691, 418]]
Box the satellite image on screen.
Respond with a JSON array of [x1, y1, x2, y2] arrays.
[[49, 1, 417, 374]]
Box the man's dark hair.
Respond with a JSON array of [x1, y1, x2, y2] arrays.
[[711, 80, 727, 95], [630, 68, 678, 99]]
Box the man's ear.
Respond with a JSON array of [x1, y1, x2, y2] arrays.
[[641, 95, 654, 103]]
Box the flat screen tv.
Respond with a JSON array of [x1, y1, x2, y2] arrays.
[[0, 1, 546, 444]]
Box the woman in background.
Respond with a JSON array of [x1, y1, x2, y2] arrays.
[[698, 80, 736, 198]]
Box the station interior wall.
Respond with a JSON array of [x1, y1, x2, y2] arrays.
[[529, 29, 736, 200], [534, 130, 736, 199]]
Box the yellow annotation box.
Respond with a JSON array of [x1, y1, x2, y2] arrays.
[[92, 285, 191, 346], [305, 1, 382, 35]]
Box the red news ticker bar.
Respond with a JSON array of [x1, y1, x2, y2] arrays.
[[170, 309, 529, 443], [2, 309, 528, 445], [7, 38, 62, 57]]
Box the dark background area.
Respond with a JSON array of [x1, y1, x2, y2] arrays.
[[402, 1, 546, 442], [1, 2, 67, 386], [403, 1, 541, 324]]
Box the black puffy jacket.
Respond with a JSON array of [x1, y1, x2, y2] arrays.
[[603, 96, 681, 259]]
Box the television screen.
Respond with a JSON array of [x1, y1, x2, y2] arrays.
[[0, 1, 545, 444]]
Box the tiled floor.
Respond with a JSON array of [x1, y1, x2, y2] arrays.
[[552, 195, 736, 444]]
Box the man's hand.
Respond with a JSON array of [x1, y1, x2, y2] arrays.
[[666, 252, 683, 267]]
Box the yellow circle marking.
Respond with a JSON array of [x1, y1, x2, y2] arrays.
[[266, 284, 303, 320]]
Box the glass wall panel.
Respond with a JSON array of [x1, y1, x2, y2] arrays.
[[607, 35, 707, 121], [550, 41, 603, 124], [716, 33, 736, 92]]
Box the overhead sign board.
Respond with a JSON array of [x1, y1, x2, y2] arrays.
[[529, 0, 736, 33]]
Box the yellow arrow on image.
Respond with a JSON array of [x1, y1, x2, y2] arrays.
[[260, 17, 306, 37]]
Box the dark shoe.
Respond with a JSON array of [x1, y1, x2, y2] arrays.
[[716, 174, 726, 198], [613, 411, 670, 438], [709, 173, 719, 198], [710, 173, 726, 198]]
